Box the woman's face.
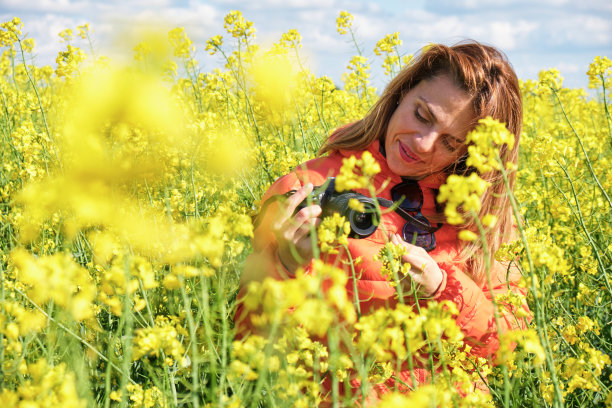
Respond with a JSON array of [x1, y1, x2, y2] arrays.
[[384, 74, 474, 179]]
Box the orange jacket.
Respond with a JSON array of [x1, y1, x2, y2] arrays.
[[235, 139, 530, 390]]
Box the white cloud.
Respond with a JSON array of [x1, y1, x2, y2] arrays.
[[350, 13, 389, 41], [1, 0, 103, 15], [555, 61, 581, 74], [0, 0, 607, 92], [542, 14, 611, 47], [424, 0, 611, 11]]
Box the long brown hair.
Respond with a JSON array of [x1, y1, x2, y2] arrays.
[[320, 40, 523, 286]]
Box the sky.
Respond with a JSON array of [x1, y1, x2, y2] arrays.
[[1, 0, 611, 92]]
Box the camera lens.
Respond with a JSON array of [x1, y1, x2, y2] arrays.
[[348, 201, 377, 238], [352, 212, 370, 229]]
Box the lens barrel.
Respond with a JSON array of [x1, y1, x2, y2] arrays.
[[325, 193, 378, 239], [294, 178, 379, 239], [347, 199, 377, 238]]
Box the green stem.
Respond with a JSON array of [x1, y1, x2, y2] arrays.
[[473, 214, 511, 408], [552, 88, 611, 208], [553, 160, 612, 297], [11, 30, 61, 169], [498, 159, 565, 407], [119, 256, 135, 408], [13, 286, 133, 383], [180, 277, 201, 408]]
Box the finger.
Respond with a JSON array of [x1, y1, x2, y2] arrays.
[[401, 257, 428, 275], [280, 205, 322, 241], [272, 183, 314, 231], [295, 204, 322, 223], [290, 206, 322, 241], [391, 234, 427, 273], [284, 183, 314, 219], [293, 223, 317, 243], [289, 204, 321, 229]]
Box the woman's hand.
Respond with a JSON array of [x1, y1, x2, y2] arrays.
[[390, 233, 445, 297], [271, 183, 322, 275]]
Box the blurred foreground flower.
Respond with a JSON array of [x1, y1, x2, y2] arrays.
[[248, 51, 297, 124], [15, 47, 252, 263], [11, 249, 96, 321]]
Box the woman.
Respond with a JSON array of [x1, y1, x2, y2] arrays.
[[236, 40, 529, 399]]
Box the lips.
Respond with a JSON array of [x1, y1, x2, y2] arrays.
[[398, 141, 420, 163]]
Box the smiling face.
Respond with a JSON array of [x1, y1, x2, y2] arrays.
[[384, 74, 475, 179]]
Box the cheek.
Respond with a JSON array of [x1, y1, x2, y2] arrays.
[[439, 149, 467, 170]]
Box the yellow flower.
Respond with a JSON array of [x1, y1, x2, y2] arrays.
[[77, 23, 91, 39], [168, 27, 193, 59], [458, 229, 479, 241], [10, 249, 96, 321], [58, 28, 73, 43], [335, 152, 380, 192], [317, 213, 350, 253], [224, 10, 255, 39], [497, 329, 545, 366], [374, 32, 402, 56], [437, 173, 490, 224], [205, 34, 223, 55], [482, 213, 498, 228], [465, 116, 515, 174], [336, 11, 353, 35]]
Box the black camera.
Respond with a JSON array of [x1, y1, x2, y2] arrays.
[[293, 178, 379, 238]]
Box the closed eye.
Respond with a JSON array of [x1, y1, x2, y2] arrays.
[[414, 108, 430, 125], [442, 136, 457, 152]]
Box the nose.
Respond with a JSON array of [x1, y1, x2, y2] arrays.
[[412, 129, 440, 154]]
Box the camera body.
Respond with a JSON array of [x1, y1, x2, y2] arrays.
[[294, 178, 379, 238]]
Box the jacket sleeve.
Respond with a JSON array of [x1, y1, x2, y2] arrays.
[[432, 259, 531, 360], [235, 171, 319, 338]]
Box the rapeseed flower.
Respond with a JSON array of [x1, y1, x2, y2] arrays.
[[0, 13, 610, 408], [437, 173, 490, 224], [336, 11, 353, 35]]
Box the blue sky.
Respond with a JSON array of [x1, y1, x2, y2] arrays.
[[1, 0, 611, 92]]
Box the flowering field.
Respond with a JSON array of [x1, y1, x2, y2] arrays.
[[0, 10, 611, 408]]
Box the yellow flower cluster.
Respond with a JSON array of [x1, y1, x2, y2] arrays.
[[132, 316, 187, 366], [437, 173, 490, 225], [586, 56, 612, 88], [317, 212, 350, 254], [355, 301, 462, 359], [465, 116, 515, 174], [110, 384, 163, 408], [375, 241, 411, 286], [343, 55, 373, 97], [244, 260, 356, 335], [336, 11, 353, 35], [335, 151, 381, 192], [2, 301, 47, 341], [230, 328, 329, 406], [0, 16, 22, 46], [0, 360, 85, 408], [224, 10, 256, 39], [378, 384, 493, 408], [10, 250, 96, 321], [496, 329, 545, 367], [0, 11, 610, 408], [168, 27, 194, 58], [374, 32, 403, 76]]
